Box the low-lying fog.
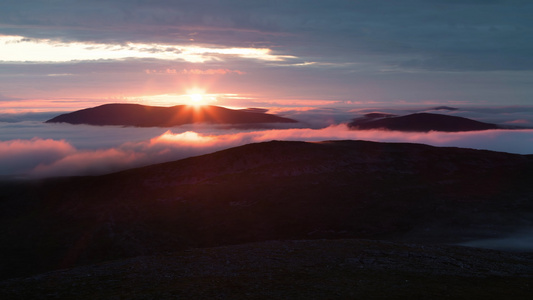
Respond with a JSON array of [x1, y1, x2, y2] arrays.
[[460, 229, 533, 252], [1, 105, 533, 178]]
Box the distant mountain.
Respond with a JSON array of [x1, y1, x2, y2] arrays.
[[238, 107, 269, 114], [349, 112, 397, 125], [45, 103, 297, 127], [349, 112, 500, 132], [1, 140, 533, 280], [360, 112, 397, 119]]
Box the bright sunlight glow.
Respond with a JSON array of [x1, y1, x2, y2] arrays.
[[0, 35, 295, 63], [183, 89, 216, 106], [189, 93, 205, 105]]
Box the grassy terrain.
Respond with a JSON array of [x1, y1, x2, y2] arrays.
[[1, 140, 533, 298]]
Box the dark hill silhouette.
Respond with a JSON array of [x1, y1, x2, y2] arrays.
[[428, 106, 458, 111], [1, 140, 533, 281], [45, 103, 297, 127], [349, 112, 397, 125], [349, 112, 500, 132], [361, 112, 397, 119]]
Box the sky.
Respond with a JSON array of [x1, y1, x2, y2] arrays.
[[1, 0, 532, 111], [1, 0, 533, 178]]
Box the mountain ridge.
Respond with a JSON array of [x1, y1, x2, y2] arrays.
[[349, 112, 501, 132], [45, 103, 297, 127]]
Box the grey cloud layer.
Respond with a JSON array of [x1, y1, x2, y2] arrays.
[[2, 0, 532, 71]]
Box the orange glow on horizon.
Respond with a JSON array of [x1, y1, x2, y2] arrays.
[[153, 130, 216, 144]]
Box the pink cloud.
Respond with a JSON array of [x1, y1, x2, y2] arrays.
[[3, 126, 533, 178], [0, 138, 75, 176], [30, 148, 144, 178], [505, 119, 532, 125], [144, 68, 245, 75], [181, 69, 246, 75]]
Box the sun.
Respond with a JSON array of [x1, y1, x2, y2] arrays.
[[184, 88, 211, 106], [188, 93, 205, 105]]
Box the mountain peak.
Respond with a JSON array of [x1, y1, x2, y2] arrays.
[[45, 103, 297, 127], [349, 112, 500, 132]]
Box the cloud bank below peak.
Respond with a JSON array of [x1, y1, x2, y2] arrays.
[[2, 124, 533, 179]]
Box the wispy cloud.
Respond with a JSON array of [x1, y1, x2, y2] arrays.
[[0, 35, 294, 63], [145, 68, 245, 75]]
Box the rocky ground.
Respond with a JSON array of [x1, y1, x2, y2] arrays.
[[1, 239, 532, 299]]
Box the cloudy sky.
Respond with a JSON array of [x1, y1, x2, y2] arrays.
[[2, 1, 533, 178], [1, 0, 532, 111]]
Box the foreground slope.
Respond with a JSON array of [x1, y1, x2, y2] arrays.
[[45, 103, 297, 127], [1, 140, 533, 280], [2, 239, 532, 299]]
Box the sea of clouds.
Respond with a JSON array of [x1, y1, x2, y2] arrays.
[[1, 106, 533, 179]]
